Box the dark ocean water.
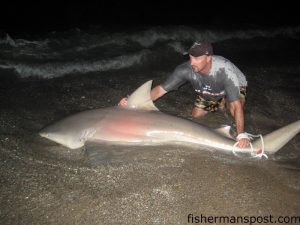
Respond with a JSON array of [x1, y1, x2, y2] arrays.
[[0, 25, 299, 224], [1, 25, 299, 78]]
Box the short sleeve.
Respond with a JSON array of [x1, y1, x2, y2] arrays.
[[224, 77, 241, 102], [160, 63, 190, 92]]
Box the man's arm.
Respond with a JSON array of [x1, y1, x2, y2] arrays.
[[151, 85, 167, 101], [229, 100, 249, 148]]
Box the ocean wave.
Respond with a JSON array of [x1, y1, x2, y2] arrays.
[[0, 25, 299, 78], [1, 25, 299, 49], [0, 50, 150, 78]]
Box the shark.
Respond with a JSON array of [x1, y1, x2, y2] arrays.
[[39, 80, 300, 158]]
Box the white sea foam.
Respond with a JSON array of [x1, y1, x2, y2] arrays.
[[0, 50, 149, 78], [0, 25, 299, 78]]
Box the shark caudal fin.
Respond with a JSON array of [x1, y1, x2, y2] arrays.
[[124, 80, 159, 111], [253, 120, 300, 154]]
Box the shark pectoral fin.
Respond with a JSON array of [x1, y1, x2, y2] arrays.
[[214, 125, 235, 140], [125, 80, 159, 111]]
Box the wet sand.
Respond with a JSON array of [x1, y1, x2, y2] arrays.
[[0, 37, 300, 224]]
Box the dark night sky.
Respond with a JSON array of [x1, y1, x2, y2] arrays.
[[1, 1, 300, 35]]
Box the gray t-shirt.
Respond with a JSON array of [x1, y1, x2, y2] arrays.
[[161, 55, 248, 102]]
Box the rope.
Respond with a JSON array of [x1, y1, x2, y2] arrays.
[[232, 133, 268, 159]]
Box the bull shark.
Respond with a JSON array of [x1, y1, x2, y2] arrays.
[[39, 80, 300, 158]]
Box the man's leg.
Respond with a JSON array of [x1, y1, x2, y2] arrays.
[[192, 107, 208, 118], [192, 95, 212, 118]]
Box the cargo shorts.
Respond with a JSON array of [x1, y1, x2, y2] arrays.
[[194, 86, 247, 112]]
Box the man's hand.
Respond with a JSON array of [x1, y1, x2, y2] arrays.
[[118, 97, 128, 106], [236, 133, 250, 148], [238, 138, 250, 148]]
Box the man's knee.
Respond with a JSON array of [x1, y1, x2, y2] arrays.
[[192, 107, 208, 118]]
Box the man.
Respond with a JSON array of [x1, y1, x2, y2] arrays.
[[119, 41, 250, 148]]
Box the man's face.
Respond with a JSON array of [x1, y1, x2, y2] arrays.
[[189, 55, 209, 73]]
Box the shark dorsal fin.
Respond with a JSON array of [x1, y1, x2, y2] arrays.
[[125, 80, 159, 111]]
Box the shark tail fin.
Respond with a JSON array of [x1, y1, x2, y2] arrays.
[[253, 120, 300, 154]]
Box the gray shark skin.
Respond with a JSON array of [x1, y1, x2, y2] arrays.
[[39, 81, 300, 157]]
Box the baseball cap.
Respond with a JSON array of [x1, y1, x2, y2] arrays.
[[188, 41, 213, 57]]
